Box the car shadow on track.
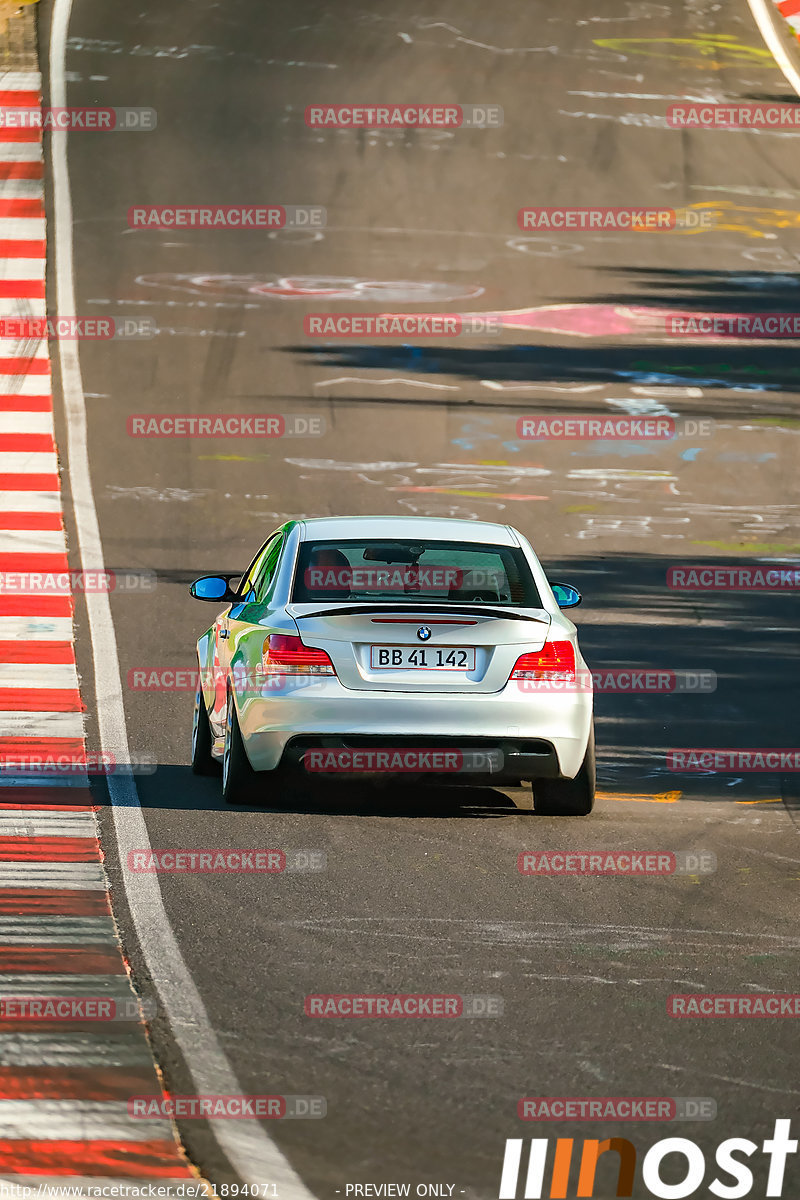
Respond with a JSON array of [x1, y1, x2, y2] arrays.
[[101, 765, 529, 819]]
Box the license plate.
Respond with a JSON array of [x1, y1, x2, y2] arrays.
[[369, 645, 475, 670]]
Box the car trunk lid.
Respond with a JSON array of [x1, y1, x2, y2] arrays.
[[287, 603, 551, 693]]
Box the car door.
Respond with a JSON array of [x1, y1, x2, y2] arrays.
[[206, 533, 282, 732], [225, 532, 286, 704]]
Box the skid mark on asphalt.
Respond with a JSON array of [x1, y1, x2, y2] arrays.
[[65, 37, 339, 70], [657, 1061, 800, 1096], [282, 916, 800, 950]]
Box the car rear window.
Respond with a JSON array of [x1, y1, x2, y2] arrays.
[[291, 539, 541, 606]]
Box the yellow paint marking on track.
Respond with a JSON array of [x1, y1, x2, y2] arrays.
[[593, 35, 775, 68], [735, 797, 783, 805], [678, 201, 800, 240], [597, 790, 682, 804]]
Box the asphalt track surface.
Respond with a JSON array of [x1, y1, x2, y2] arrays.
[[41, 0, 800, 1195]]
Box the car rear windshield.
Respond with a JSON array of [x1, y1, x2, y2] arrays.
[[291, 539, 542, 606]]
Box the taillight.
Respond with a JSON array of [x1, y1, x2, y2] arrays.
[[510, 640, 576, 682], [262, 634, 336, 676]]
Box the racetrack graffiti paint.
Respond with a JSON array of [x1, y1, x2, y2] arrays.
[[593, 34, 776, 68], [135, 273, 485, 303]]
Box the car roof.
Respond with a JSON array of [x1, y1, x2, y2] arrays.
[[297, 515, 520, 547]]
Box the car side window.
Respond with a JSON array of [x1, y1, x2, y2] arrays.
[[251, 535, 285, 603], [238, 533, 282, 602]]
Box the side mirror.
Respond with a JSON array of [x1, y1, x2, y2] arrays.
[[190, 575, 239, 602], [551, 583, 582, 609]]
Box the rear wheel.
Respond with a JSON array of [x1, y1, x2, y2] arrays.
[[222, 693, 258, 805], [532, 726, 595, 816], [191, 680, 220, 776]]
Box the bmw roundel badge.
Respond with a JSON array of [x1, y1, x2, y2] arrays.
[[417, 626, 432, 642]]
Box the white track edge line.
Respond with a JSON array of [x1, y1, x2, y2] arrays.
[[49, 2, 318, 1194]]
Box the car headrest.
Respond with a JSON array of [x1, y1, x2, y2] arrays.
[[306, 548, 351, 599], [448, 587, 500, 603]]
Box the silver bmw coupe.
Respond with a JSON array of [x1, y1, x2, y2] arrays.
[[190, 516, 594, 814]]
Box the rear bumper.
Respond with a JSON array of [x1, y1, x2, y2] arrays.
[[280, 734, 560, 783], [233, 678, 592, 779]]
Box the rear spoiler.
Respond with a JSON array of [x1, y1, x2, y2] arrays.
[[288, 603, 551, 624]]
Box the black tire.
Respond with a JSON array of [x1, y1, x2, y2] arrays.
[[222, 692, 258, 804], [532, 725, 595, 816], [191, 680, 220, 776]]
